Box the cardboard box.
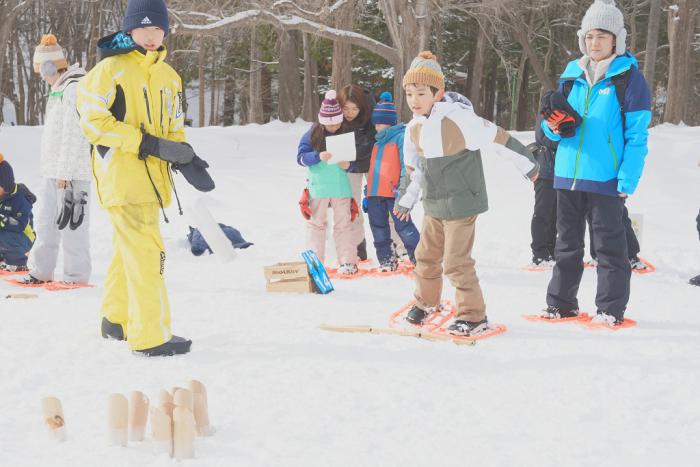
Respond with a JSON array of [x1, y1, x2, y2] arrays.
[[264, 261, 315, 293]]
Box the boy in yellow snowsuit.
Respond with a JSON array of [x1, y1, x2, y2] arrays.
[[77, 0, 193, 356]]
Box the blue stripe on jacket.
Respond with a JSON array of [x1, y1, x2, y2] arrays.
[[296, 127, 321, 167], [542, 52, 651, 196]]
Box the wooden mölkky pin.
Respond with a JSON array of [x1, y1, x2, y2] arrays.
[[173, 406, 196, 460], [159, 389, 174, 420], [107, 393, 128, 446], [173, 388, 193, 412], [41, 397, 66, 441], [150, 406, 173, 457], [189, 380, 211, 436], [128, 391, 149, 442]]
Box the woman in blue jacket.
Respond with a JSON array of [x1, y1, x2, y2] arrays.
[[539, 0, 651, 326]]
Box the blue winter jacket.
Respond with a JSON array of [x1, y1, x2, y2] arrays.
[[0, 185, 35, 241], [542, 53, 651, 196]]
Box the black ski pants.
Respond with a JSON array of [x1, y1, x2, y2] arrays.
[[547, 190, 631, 320], [531, 178, 557, 260], [588, 203, 639, 259]]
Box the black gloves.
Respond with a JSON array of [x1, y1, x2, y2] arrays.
[[540, 91, 583, 138], [139, 129, 214, 192], [55, 185, 88, 231], [139, 132, 196, 165], [172, 154, 215, 192]]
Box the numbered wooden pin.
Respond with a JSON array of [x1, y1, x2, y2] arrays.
[[173, 406, 196, 460], [189, 380, 211, 436], [150, 406, 173, 457], [128, 391, 149, 442], [41, 397, 66, 441], [107, 393, 128, 446]]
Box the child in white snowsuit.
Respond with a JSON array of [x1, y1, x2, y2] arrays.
[[23, 34, 92, 285]]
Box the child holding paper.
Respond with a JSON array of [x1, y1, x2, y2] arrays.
[[297, 90, 358, 275]]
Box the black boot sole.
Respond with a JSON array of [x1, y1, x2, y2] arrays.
[[134, 337, 192, 357]]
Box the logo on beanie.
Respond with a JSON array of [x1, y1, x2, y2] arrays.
[[141, 16, 152, 25]]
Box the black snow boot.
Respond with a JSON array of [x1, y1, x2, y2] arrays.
[[406, 305, 430, 325], [101, 317, 125, 341], [690, 274, 700, 287], [135, 336, 192, 357], [447, 318, 489, 336], [357, 239, 368, 261], [541, 305, 580, 319]]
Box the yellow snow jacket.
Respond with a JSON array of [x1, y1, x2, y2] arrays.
[[77, 33, 186, 208]]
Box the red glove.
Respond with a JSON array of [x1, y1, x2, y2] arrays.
[[299, 188, 312, 220], [546, 110, 576, 134], [350, 199, 360, 222]]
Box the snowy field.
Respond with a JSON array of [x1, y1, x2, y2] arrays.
[[0, 121, 698, 466]]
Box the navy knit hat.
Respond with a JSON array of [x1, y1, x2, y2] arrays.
[[371, 91, 398, 126], [123, 0, 170, 36], [0, 154, 15, 193]]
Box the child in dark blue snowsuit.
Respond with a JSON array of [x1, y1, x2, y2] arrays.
[[0, 155, 35, 272]]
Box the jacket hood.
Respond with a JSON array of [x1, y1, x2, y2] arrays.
[[376, 123, 405, 145], [96, 31, 167, 63], [561, 51, 638, 81], [443, 91, 473, 109], [97, 32, 140, 62], [52, 64, 86, 91]]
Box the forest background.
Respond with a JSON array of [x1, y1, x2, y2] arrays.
[[0, 0, 698, 129]]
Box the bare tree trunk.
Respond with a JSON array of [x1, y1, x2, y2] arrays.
[[331, 0, 353, 91], [664, 0, 697, 124], [629, 0, 639, 53], [483, 58, 497, 122], [642, 0, 662, 94], [222, 63, 236, 126], [15, 40, 25, 125], [510, 54, 528, 130], [278, 29, 301, 122], [198, 36, 206, 127], [209, 47, 217, 126], [469, 24, 487, 115], [416, 0, 432, 51], [249, 26, 264, 124], [504, 10, 555, 91], [261, 65, 272, 122], [381, 0, 431, 120], [300, 33, 318, 121], [516, 62, 531, 131], [0, 0, 34, 123]]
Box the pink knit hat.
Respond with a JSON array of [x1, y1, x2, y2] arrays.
[[318, 90, 344, 125]]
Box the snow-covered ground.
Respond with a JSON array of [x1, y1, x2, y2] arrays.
[[0, 122, 698, 466]]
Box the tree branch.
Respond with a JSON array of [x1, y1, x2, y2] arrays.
[[175, 9, 400, 65]]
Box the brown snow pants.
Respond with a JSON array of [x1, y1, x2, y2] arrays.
[[413, 215, 486, 322]]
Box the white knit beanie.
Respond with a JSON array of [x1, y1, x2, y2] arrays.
[[577, 0, 627, 56]]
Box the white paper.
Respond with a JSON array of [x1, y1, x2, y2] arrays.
[[325, 132, 357, 163]]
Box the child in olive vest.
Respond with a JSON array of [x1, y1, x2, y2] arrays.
[[395, 51, 539, 336]]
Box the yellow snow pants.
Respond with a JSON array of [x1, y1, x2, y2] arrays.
[[100, 203, 171, 350]]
